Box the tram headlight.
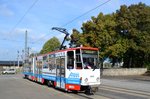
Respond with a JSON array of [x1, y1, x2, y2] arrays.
[[96, 77, 100, 82], [84, 78, 88, 82]]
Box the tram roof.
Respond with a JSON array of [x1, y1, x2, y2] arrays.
[[39, 47, 99, 57]]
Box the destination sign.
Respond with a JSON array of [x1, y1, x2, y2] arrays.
[[82, 50, 97, 54]]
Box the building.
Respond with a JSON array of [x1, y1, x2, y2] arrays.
[[0, 61, 23, 72]]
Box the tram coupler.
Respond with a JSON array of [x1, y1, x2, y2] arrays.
[[92, 87, 98, 93], [85, 86, 99, 95], [85, 86, 93, 95]]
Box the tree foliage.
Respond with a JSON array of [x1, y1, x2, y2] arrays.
[[40, 37, 60, 54], [70, 2, 150, 68], [116, 3, 150, 68]]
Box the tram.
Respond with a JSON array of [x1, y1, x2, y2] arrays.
[[23, 27, 101, 94]]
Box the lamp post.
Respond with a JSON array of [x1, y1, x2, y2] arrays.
[[120, 29, 128, 68]]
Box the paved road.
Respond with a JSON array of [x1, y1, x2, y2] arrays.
[[102, 76, 150, 93], [0, 74, 150, 99]]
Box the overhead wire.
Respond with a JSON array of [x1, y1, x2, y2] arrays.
[[2, 0, 111, 52], [1, 0, 39, 60], [0, 38, 38, 44], [9, 0, 39, 35], [1, 0, 39, 46], [31, 32, 55, 44], [32, 0, 111, 44], [62, 0, 111, 27], [0, 0, 112, 61]]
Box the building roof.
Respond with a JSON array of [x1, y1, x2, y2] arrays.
[[0, 61, 23, 66]]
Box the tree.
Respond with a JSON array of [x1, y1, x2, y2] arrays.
[[116, 3, 150, 68], [40, 37, 60, 54], [69, 29, 81, 47], [81, 13, 118, 60], [70, 2, 150, 68]]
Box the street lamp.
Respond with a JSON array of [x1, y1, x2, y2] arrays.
[[120, 30, 128, 36]]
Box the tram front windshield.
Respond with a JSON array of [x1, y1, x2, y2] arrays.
[[82, 50, 99, 69]]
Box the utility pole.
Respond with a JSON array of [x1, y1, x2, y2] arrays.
[[25, 30, 28, 64], [28, 47, 31, 58], [21, 50, 24, 63]]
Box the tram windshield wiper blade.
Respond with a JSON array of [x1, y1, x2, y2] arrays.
[[93, 66, 96, 71]]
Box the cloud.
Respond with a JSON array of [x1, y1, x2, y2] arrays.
[[30, 33, 48, 42], [14, 28, 50, 46], [0, 4, 14, 16], [15, 28, 32, 34], [30, 46, 42, 53], [8, 27, 32, 40]]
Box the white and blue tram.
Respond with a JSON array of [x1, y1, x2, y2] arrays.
[[23, 46, 101, 94]]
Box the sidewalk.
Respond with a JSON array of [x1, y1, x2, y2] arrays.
[[101, 70, 150, 81], [101, 75, 150, 81], [135, 75, 150, 81]]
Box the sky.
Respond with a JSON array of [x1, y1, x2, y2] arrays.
[[0, 0, 150, 61]]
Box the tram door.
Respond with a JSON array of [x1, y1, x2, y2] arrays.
[[56, 57, 65, 89]]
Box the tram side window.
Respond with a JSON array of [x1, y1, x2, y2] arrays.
[[48, 57, 55, 70], [43, 63, 48, 68], [43, 56, 48, 69], [60, 58, 65, 75], [56, 58, 60, 69], [76, 49, 82, 69], [36, 60, 42, 68], [67, 51, 74, 69], [76, 55, 82, 69]]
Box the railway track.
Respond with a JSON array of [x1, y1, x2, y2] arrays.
[[69, 85, 150, 99]]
